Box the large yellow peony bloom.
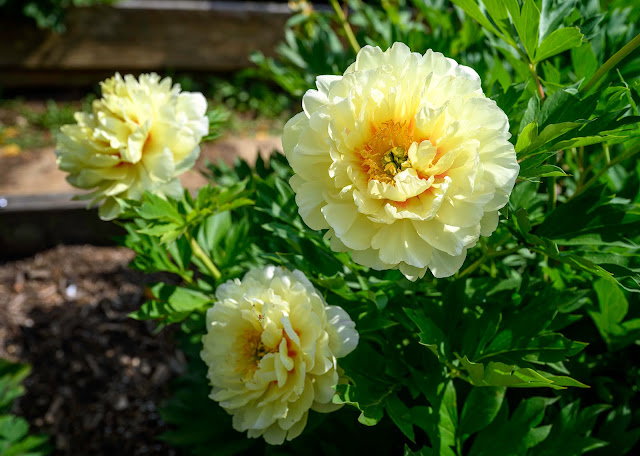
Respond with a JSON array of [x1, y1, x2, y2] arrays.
[[200, 266, 358, 445], [56, 73, 209, 220], [283, 43, 519, 279]]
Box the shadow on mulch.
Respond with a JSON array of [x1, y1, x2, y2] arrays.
[[0, 245, 187, 455]]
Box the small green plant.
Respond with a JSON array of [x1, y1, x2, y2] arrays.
[[0, 359, 51, 456], [25, 99, 82, 132], [0, 0, 117, 32]]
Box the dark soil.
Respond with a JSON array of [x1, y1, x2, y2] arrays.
[[0, 245, 186, 455]]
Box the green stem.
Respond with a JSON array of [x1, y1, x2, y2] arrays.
[[187, 233, 222, 280], [547, 157, 557, 212], [528, 63, 546, 100], [443, 358, 471, 384], [329, 0, 361, 54], [571, 143, 640, 200], [582, 32, 640, 95], [457, 246, 521, 279]]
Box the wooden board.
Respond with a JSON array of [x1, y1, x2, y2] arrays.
[[0, 0, 292, 87], [0, 194, 124, 258]]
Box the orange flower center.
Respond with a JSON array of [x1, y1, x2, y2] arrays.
[[358, 119, 416, 184], [239, 330, 275, 377]]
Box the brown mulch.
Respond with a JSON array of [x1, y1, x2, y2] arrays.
[[0, 245, 186, 455]]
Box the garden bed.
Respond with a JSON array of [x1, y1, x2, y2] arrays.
[[0, 245, 181, 455]]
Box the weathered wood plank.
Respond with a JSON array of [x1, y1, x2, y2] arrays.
[[0, 1, 292, 87], [0, 193, 87, 213]]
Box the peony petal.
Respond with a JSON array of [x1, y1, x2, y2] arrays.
[[371, 220, 433, 268], [429, 248, 468, 278], [480, 210, 500, 236], [321, 203, 379, 250], [325, 305, 359, 358], [55, 72, 207, 220], [200, 267, 358, 445], [282, 43, 519, 279], [413, 219, 479, 256], [290, 175, 330, 230]]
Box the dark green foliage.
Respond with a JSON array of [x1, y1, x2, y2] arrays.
[[116, 0, 640, 454], [202, 108, 230, 142], [158, 326, 406, 456], [0, 360, 51, 456], [124, 149, 640, 454]]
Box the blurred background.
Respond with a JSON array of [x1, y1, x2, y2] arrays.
[[0, 0, 296, 243]]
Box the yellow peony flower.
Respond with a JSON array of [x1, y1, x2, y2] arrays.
[[283, 43, 519, 279], [56, 73, 209, 220], [200, 266, 358, 445]]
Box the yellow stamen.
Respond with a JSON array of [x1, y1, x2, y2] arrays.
[[381, 146, 411, 177], [358, 120, 415, 184], [239, 330, 276, 377]]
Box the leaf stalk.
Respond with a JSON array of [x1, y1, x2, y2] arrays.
[[582, 31, 640, 94], [187, 233, 222, 280], [329, 0, 361, 54]]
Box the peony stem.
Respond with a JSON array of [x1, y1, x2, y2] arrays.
[[457, 246, 521, 279], [582, 32, 640, 95], [329, 0, 361, 55], [570, 143, 640, 200], [187, 233, 222, 280], [528, 63, 546, 100]]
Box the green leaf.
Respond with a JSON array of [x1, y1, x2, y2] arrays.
[[534, 27, 583, 62], [129, 284, 212, 323], [571, 42, 599, 84], [333, 384, 385, 426], [404, 308, 448, 361], [404, 445, 434, 456], [513, 208, 627, 288], [1, 433, 50, 456], [385, 394, 416, 442], [459, 357, 588, 389], [514, 0, 540, 60], [553, 134, 627, 150], [450, 0, 505, 39], [529, 402, 609, 456], [334, 342, 396, 427], [470, 396, 557, 456], [536, 185, 640, 248], [538, 87, 598, 127], [539, 0, 577, 41], [589, 278, 640, 349], [460, 386, 506, 437], [0, 360, 50, 455], [483, 0, 513, 38], [137, 222, 182, 240], [437, 381, 458, 455], [520, 96, 541, 133], [518, 121, 583, 156], [515, 121, 538, 153], [203, 108, 230, 142], [0, 415, 28, 442], [518, 152, 566, 180], [594, 279, 628, 325], [594, 407, 640, 455], [0, 361, 30, 412], [152, 284, 212, 312], [136, 192, 182, 223]]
